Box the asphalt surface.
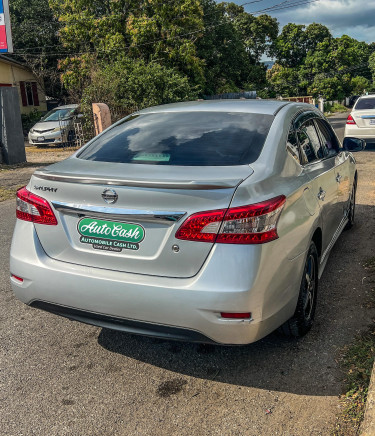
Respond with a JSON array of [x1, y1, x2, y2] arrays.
[[1, 112, 375, 436]]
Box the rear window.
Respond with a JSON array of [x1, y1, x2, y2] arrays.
[[354, 98, 375, 110], [78, 112, 274, 166]]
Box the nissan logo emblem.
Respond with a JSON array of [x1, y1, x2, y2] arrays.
[[102, 189, 118, 204]]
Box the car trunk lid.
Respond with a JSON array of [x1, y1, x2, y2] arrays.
[[352, 109, 375, 128], [30, 158, 253, 278]]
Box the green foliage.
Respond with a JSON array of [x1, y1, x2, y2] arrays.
[[351, 76, 370, 95], [271, 22, 374, 98], [309, 75, 345, 100], [10, 0, 59, 51], [323, 103, 347, 114], [21, 110, 45, 136], [80, 57, 199, 120], [9, 0, 62, 97], [266, 64, 301, 97], [49, 0, 206, 87], [369, 52, 375, 83]]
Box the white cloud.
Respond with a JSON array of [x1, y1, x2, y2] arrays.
[[235, 0, 375, 43]]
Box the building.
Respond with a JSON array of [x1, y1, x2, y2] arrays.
[[0, 54, 47, 114]]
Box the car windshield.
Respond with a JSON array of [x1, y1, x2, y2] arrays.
[[41, 108, 76, 122], [354, 98, 375, 110], [78, 112, 274, 166]]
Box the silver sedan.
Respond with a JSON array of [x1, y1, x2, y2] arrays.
[[10, 100, 363, 345]]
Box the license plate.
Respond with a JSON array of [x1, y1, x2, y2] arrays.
[[77, 218, 145, 252], [370, 120, 375, 125], [37, 136, 45, 141]]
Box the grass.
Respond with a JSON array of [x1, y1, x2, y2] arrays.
[[324, 103, 348, 116], [0, 186, 23, 201], [333, 258, 375, 435]]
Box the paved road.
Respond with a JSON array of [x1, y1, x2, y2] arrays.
[[1, 113, 375, 436]]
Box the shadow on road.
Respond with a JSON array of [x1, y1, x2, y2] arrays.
[[98, 203, 375, 398]]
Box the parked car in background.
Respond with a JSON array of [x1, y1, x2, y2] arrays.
[[28, 104, 81, 147], [11, 100, 364, 345], [348, 95, 359, 108], [345, 95, 375, 144]]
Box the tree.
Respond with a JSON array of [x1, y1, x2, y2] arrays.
[[196, 0, 250, 94], [80, 57, 199, 120], [49, 0, 206, 90], [308, 75, 345, 100], [275, 23, 307, 68], [9, 0, 62, 97], [369, 52, 375, 82], [266, 64, 301, 97], [350, 76, 370, 95]]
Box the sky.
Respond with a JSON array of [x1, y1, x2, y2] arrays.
[[224, 0, 375, 44]]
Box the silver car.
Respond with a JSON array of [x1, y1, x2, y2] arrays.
[[28, 104, 79, 146], [10, 100, 363, 345]]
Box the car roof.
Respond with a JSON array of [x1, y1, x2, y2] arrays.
[[137, 99, 308, 116], [356, 95, 375, 100], [53, 104, 79, 110]]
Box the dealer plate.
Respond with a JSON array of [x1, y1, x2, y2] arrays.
[[77, 217, 145, 252]]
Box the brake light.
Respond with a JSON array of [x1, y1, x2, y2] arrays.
[[16, 187, 57, 225], [175, 195, 286, 244], [346, 114, 356, 125]]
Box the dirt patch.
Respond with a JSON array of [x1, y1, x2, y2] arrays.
[[0, 145, 78, 201]]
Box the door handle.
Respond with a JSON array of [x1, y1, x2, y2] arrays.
[[336, 174, 342, 183], [317, 188, 326, 201]]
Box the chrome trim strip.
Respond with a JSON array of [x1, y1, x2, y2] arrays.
[[34, 172, 241, 190], [320, 215, 348, 267], [359, 115, 375, 119], [52, 201, 187, 223]]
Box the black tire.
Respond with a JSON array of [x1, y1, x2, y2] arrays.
[[280, 241, 318, 338], [344, 181, 356, 230]]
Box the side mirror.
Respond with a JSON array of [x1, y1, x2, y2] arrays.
[[343, 137, 366, 152], [77, 113, 84, 119]]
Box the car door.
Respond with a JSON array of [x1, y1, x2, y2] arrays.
[[314, 118, 351, 222], [295, 116, 340, 254]]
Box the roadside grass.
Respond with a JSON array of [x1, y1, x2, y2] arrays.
[[0, 185, 23, 201], [25, 145, 80, 154], [0, 162, 48, 171], [334, 257, 375, 435], [324, 103, 348, 117]]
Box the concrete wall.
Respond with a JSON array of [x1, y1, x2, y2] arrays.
[[0, 87, 26, 165]]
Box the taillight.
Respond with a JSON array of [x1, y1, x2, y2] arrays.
[[346, 114, 356, 125], [16, 187, 57, 225], [176, 195, 286, 244]]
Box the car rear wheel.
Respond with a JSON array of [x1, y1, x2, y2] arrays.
[[344, 181, 356, 230], [280, 241, 318, 338]]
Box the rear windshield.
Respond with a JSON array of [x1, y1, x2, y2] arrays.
[[354, 98, 375, 110], [41, 108, 76, 122], [78, 112, 274, 166]]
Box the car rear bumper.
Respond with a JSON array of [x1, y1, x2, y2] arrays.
[[345, 125, 375, 141], [10, 220, 305, 345]]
